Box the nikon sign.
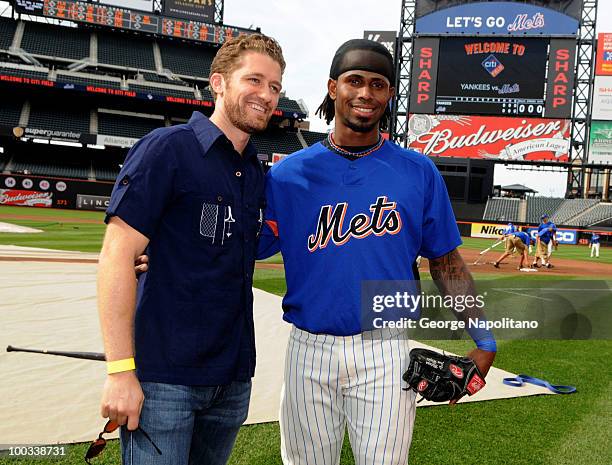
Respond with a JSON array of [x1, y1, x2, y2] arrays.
[[471, 222, 507, 239]]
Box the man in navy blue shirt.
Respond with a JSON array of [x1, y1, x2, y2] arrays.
[[97, 34, 285, 465]]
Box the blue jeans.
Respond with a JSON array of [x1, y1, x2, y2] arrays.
[[120, 380, 251, 465]]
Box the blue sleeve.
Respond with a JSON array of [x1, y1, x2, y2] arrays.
[[105, 130, 177, 239], [256, 170, 281, 260], [418, 160, 462, 259]]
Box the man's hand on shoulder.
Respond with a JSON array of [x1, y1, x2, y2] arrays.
[[100, 370, 144, 431], [135, 254, 149, 275]]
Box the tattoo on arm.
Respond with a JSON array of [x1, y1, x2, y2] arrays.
[[429, 249, 483, 322]]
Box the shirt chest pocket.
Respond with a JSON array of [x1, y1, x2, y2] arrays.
[[196, 194, 237, 247]]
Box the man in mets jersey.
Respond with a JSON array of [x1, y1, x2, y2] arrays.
[[258, 39, 497, 465]]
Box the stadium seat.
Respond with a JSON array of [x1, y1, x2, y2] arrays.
[[0, 96, 23, 127], [0, 67, 50, 81], [97, 32, 156, 71], [483, 197, 521, 222], [10, 150, 91, 180], [569, 203, 612, 226], [21, 21, 90, 61], [140, 72, 191, 87], [300, 130, 327, 146], [0, 16, 16, 50], [98, 112, 166, 139], [128, 83, 196, 100], [526, 197, 565, 223], [56, 72, 122, 89], [159, 40, 215, 78], [28, 104, 90, 134], [551, 198, 599, 225], [251, 130, 304, 155], [278, 96, 303, 113]]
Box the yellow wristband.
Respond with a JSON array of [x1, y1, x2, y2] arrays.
[[106, 358, 136, 374]]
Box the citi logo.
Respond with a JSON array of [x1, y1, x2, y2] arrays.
[[482, 54, 504, 77]]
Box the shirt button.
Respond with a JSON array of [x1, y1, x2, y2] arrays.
[[217, 195, 223, 202], [235, 171, 242, 177]]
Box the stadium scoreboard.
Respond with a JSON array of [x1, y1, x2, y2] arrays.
[[411, 36, 575, 119], [435, 38, 548, 117], [14, 0, 253, 44]]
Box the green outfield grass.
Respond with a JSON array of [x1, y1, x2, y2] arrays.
[[1, 205, 610, 265], [460, 236, 612, 265], [1, 206, 611, 464]]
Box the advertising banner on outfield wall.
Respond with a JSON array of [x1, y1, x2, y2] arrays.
[[596, 33, 612, 76], [589, 121, 612, 164], [592, 76, 612, 120], [0, 189, 52, 207], [1, 174, 112, 210], [407, 114, 570, 161], [527, 228, 578, 244], [471, 222, 507, 238], [414, 1, 581, 36], [76, 194, 111, 211]]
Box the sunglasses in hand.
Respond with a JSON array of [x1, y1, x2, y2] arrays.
[[84, 419, 162, 464]]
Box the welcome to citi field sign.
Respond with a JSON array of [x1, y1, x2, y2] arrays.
[[415, 1, 583, 36]]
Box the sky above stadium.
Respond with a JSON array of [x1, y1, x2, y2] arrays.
[[5, 0, 611, 195], [98, 0, 612, 197]]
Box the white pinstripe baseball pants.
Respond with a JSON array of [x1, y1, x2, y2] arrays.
[[280, 326, 417, 465]]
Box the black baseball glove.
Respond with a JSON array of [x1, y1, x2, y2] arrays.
[[402, 348, 486, 402]]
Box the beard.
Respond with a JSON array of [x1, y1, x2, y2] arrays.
[[224, 86, 271, 135], [340, 113, 380, 133]]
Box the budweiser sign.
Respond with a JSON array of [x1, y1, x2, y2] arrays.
[[0, 189, 53, 207], [407, 115, 570, 162]]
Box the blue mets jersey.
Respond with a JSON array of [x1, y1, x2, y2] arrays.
[[258, 141, 461, 336]]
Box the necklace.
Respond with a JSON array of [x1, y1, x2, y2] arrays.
[[327, 132, 384, 158]]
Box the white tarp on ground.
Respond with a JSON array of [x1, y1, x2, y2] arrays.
[[0, 247, 553, 446], [0, 222, 43, 233]]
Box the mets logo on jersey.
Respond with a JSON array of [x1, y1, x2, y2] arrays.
[[307, 196, 402, 252]]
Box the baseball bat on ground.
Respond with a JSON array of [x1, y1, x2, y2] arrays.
[[472, 240, 503, 265], [6, 345, 105, 361]]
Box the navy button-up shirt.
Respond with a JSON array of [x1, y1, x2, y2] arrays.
[[106, 112, 265, 386]]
